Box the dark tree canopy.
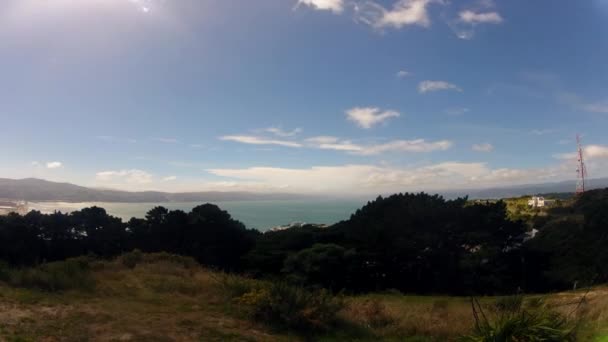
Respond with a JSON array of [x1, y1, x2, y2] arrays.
[[1, 190, 607, 295]]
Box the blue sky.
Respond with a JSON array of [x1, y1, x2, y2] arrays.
[[1, 0, 608, 195]]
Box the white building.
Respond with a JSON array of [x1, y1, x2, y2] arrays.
[[528, 196, 546, 208]]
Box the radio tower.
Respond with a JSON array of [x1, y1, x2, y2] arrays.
[[576, 134, 587, 195]]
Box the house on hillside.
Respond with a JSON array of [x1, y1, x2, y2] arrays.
[[528, 196, 555, 208], [528, 196, 545, 208]]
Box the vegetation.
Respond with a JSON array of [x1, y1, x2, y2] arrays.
[[0, 253, 605, 341], [462, 296, 577, 341], [1, 189, 608, 339]]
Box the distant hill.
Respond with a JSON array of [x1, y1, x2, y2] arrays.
[[446, 178, 608, 199], [0, 178, 308, 203], [1, 177, 608, 203]]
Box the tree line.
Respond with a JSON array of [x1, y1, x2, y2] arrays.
[[1, 190, 607, 295]]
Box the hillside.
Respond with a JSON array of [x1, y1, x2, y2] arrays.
[[0, 254, 606, 341], [3, 177, 608, 203], [0, 178, 307, 203]]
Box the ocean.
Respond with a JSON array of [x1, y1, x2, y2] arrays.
[[27, 199, 365, 231]]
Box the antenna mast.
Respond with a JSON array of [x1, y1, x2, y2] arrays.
[[576, 134, 587, 195]]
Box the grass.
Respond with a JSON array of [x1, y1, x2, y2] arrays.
[[0, 254, 606, 341]]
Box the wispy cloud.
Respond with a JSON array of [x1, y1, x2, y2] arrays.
[[458, 10, 503, 24], [445, 107, 470, 116], [554, 145, 608, 161], [221, 132, 451, 155], [307, 136, 453, 155], [296, 0, 344, 13], [96, 136, 137, 143], [154, 138, 179, 144], [46, 161, 63, 169], [582, 102, 608, 113], [472, 143, 494, 152], [220, 135, 303, 148], [449, 0, 503, 40], [419, 80, 462, 93], [96, 169, 153, 184], [396, 70, 411, 78], [346, 107, 400, 129], [354, 0, 441, 30], [530, 129, 556, 136], [162, 176, 177, 181], [206, 160, 562, 195], [264, 127, 303, 137]]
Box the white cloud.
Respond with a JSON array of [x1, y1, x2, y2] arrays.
[[419, 80, 462, 93], [264, 127, 303, 137], [396, 70, 410, 78], [445, 107, 469, 116], [46, 161, 63, 169], [307, 136, 364, 152], [458, 10, 503, 24], [586, 145, 608, 159], [96, 169, 153, 184], [31, 161, 40, 167], [530, 129, 556, 136], [554, 145, 608, 161], [355, 0, 440, 29], [206, 161, 561, 195], [223, 132, 451, 155], [296, 0, 344, 13], [472, 143, 494, 152], [155, 138, 179, 144], [346, 107, 400, 129], [582, 102, 608, 113], [356, 139, 452, 155], [97, 136, 137, 143], [307, 137, 453, 155], [162, 176, 177, 181], [220, 135, 302, 148], [306, 136, 340, 145]]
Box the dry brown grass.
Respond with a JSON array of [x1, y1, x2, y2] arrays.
[[0, 257, 295, 342], [342, 294, 480, 341], [0, 256, 606, 341]]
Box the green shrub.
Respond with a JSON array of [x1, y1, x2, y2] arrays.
[[146, 275, 201, 295], [217, 273, 261, 299], [0, 260, 11, 282], [461, 297, 577, 342], [236, 282, 344, 332], [356, 298, 395, 328], [142, 252, 198, 269], [121, 249, 144, 269], [494, 295, 523, 313], [9, 258, 94, 292]]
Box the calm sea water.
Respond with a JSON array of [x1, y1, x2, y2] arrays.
[[28, 200, 365, 231]]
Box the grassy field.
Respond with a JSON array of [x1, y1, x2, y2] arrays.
[[0, 254, 606, 341]]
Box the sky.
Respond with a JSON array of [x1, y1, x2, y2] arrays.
[[1, 0, 608, 196]]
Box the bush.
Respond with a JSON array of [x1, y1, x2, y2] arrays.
[[9, 258, 95, 292], [142, 252, 198, 269], [494, 295, 523, 313], [461, 297, 577, 342], [236, 282, 344, 332], [0, 260, 11, 282], [121, 249, 144, 269], [217, 273, 261, 299], [352, 298, 395, 329]]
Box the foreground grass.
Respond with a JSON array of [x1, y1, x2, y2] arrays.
[[0, 254, 606, 341]]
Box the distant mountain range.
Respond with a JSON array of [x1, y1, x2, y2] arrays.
[[446, 178, 608, 200], [0, 178, 308, 203], [0, 177, 607, 203]]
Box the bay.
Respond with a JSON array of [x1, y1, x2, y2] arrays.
[[27, 199, 365, 231]]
